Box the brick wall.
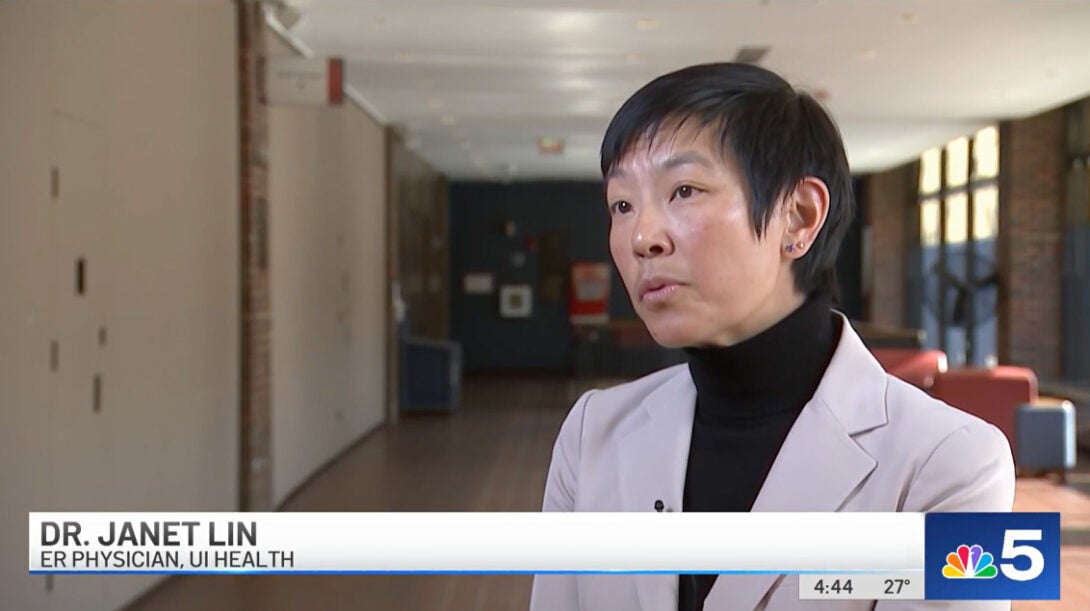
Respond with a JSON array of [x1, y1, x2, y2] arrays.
[[237, 0, 271, 512], [864, 162, 916, 327], [999, 108, 1066, 378]]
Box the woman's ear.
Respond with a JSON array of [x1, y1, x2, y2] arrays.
[[782, 176, 830, 258]]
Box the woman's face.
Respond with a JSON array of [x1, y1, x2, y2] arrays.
[[605, 126, 805, 348]]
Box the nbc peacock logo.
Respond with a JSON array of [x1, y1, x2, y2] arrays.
[[942, 544, 998, 579]]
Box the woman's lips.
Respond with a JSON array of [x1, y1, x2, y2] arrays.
[[637, 277, 683, 303], [642, 283, 680, 303]]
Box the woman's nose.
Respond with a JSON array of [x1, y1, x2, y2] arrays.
[[631, 209, 673, 258]]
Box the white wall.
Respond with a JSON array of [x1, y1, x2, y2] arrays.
[[0, 3, 239, 609], [266, 32, 388, 507]]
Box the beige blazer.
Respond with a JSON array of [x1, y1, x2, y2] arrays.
[[530, 316, 1015, 611]]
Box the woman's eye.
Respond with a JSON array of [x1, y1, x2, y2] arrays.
[[672, 185, 696, 200], [611, 201, 632, 215]]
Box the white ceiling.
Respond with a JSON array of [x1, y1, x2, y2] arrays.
[[276, 0, 1090, 181]]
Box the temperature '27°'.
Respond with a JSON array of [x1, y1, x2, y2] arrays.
[[884, 578, 911, 594]]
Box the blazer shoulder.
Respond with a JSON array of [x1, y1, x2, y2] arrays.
[[880, 376, 1013, 482], [882, 376, 1014, 511], [576, 363, 688, 429], [884, 374, 1006, 444], [595, 363, 688, 401]]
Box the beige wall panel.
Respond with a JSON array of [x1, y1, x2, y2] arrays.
[[0, 3, 238, 609], [266, 32, 388, 507], [1, 5, 61, 609]]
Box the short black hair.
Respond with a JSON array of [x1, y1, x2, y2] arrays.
[[600, 62, 854, 296]]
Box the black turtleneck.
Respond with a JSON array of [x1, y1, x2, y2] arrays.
[[677, 292, 840, 611]]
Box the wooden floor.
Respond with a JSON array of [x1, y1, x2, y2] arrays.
[[124, 375, 1090, 611]]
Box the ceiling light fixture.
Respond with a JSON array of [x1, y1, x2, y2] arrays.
[[635, 18, 659, 30], [538, 137, 565, 155]]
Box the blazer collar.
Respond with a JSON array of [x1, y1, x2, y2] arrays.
[[712, 316, 887, 610], [621, 314, 889, 611], [618, 368, 696, 611]]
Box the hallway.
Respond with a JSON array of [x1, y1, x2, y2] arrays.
[[121, 375, 1090, 611], [125, 375, 592, 611]]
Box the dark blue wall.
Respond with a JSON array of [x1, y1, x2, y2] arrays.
[[449, 181, 633, 372], [449, 180, 865, 372]]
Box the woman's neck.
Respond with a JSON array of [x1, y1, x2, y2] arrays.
[[683, 291, 838, 426]]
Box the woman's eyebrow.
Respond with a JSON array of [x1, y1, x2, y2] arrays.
[[659, 151, 714, 171], [606, 150, 714, 182]]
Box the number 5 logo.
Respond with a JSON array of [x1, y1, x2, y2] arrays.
[[1000, 529, 1044, 581]]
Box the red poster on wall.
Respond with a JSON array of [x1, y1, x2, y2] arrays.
[[570, 262, 610, 324]]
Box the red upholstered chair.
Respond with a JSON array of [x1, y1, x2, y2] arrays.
[[871, 348, 948, 391], [929, 366, 1038, 457]]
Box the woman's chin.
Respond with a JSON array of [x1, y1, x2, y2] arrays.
[[644, 322, 701, 349]]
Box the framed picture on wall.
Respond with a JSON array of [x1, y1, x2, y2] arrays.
[[499, 285, 533, 318], [570, 262, 610, 324]]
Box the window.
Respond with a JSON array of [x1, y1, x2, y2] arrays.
[[920, 199, 941, 247], [973, 186, 999, 240], [973, 126, 999, 179], [946, 137, 969, 189], [917, 126, 1000, 367], [944, 193, 968, 244], [920, 148, 941, 195]]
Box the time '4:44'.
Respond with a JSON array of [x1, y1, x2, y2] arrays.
[[814, 579, 854, 594]]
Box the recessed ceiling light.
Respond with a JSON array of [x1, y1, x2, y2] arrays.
[[899, 12, 918, 25], [538, 137, 565, 155], [626, 53, 641, 63], [440, 115, 458, 127], [635, 18, 659, 30], [854, 48, 878, 61]]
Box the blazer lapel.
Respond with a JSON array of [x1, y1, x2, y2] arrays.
[[618, 368, 696, 611], [708, 317, 888, 611]]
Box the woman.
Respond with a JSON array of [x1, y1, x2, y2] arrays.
[[529, 63, 1014, 611]]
